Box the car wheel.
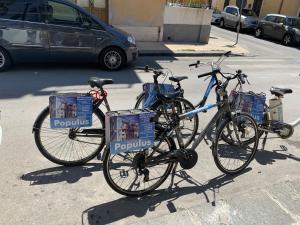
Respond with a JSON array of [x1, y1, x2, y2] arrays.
[[255, 28, 263, 38], [282, 34, 293, 46], [100, 47, 126, 71], [220, 19, 225, 28], [0, 48, 12, 72]]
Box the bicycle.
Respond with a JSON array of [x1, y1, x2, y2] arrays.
[[103, 53, 259, 196], [32, 78, 114, 166], [134, 66, 199, 148], [259, 86, 300, 139]]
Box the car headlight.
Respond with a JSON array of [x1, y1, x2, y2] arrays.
[[293, 28, 300, 36], [127, 36, 136, 45]]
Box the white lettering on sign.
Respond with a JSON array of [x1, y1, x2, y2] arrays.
[[53, 119, 90, 127], [114, 140, 152, 152]]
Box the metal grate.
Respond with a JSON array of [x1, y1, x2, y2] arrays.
[[166, 0, 210, 8]]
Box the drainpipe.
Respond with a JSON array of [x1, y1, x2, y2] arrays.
[[279, 0, 284, 14]]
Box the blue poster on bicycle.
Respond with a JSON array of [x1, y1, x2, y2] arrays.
[[143, 83, 175, 108], [106, 109, 155, 154], [230, 91, 266, 124], [49, 94, 93, 129]]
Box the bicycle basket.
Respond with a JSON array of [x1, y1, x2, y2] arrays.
[[142, 83, 176, 108], [229, 91, 266, 124]]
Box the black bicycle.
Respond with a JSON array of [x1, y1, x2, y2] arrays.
[[134, 66, 199, 148], [103, 54, 259, 197], [33, 78, 114, 166]]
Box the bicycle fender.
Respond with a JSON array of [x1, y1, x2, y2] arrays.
[[32, 106, 49, 133]]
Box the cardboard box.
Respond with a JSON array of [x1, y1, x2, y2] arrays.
[[106, 109, 155, 154], [49, 94, 93, 129]]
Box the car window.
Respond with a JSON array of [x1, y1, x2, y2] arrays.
[[242, 9, 256, 17], [45, 1, 81, 26], [80, 13, 104, 30], [286, 18, 300, 27], [225, 7, 238, 15], [265, 16, 276, 23], [275, 17, 286, 24], [0, 0, 40, 22]]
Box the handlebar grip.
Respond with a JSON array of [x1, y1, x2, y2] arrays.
[[189, 60, 200, 68], [189, 63, 198, 67], [198, 72, 213, 78]]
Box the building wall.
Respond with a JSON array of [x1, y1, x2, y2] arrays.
[[163, 7, 212, 43], [108, 0, 165, 41], [213, 0, 300, 17]]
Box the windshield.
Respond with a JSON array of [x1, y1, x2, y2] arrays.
[[242, 9, 256, 17], [286, 18, 300, 27]]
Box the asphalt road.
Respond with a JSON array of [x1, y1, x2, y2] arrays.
[[0, 28, 300, 225]]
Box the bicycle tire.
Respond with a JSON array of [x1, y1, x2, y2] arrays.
[[134, 92, 146, 109], [33, 107, 106, 166], [103, 137, 176, 197], [152, 97, 199, 148], [213, 113, 259, 175]]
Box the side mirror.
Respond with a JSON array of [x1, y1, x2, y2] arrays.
[[279, 23, 285, 27], [82, 21, 91, 29], [234, 12, 239, 16]]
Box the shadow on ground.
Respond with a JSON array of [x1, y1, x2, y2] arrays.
[[0, 57, 178, 100], [82, 168, 251, 225], [21, 163, 102, 185]]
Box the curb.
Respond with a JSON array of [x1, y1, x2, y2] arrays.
[[139, 51, 246, 57]]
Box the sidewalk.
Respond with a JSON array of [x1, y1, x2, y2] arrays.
[[137, 33, 249, 57]]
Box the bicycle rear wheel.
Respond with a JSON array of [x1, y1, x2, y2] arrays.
[[152, 97, 198, 148], [213, 113, 259, 175], [103, 137, 176, 197], [33, 107, 105, 166]]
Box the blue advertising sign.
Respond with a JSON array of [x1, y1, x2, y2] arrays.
[[230, 91, 266, 124], [49, 94, 93, 129], [106, 109, 155, 154], [143, 83, 176, 108]]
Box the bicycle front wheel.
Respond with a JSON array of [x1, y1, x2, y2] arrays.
[[33, 107, 105, 166], [213, 113, 259, 175], [103, 137, 176, 197]]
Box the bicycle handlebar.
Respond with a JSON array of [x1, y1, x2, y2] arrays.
[[197, 71, 213, 78]]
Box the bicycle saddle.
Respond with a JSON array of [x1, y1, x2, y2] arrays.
[[89, 77, 114, 88], [270, 87, 293, 97], [169, 76, 188, 83]]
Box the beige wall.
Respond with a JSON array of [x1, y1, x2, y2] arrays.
[[108, 0, 165, 41], [214, 0, 300, 17], [109, 0, 165, 27]]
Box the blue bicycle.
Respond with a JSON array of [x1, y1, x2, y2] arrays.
[[103, 52, 259, 196]]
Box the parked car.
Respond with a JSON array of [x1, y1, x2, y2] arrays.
[[220, 5, 258, 30], [211, 9, 222, 25], [0, 0, 138, 72], [255, 14, 300, 46]]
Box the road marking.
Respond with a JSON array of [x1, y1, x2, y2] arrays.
[[226, 64, 300, 69]]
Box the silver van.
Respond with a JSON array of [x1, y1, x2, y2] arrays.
[[0, 0, 138, 71], [220, 5, 258, 30]]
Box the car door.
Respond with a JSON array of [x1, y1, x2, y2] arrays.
[[272, 16, 286, 41], [262, 15, 276, 37], [0, 0, 49, 62], [43, 0, 98, 62]]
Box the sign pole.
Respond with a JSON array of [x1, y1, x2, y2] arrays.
[[233, 0, 244, 46]]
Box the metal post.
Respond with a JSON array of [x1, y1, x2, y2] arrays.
[[233, 0, 245, 46]]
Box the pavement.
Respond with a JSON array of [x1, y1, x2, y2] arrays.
[[1, 26, 300, 225], [137, 28, 249, 57]]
